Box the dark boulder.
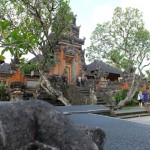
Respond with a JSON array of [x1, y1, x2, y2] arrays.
[[0, 100, 105, 150]]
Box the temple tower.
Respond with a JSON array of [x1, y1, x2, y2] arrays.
[[49, 15, 86, 84]]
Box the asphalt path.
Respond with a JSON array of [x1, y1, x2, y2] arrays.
[[68, 114, 150, 150]]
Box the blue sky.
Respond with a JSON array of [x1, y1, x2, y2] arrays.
[[70, 0, 150, 49]]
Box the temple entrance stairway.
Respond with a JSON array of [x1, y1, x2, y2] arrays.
[[68, 85, 107, 105], [77, 87, 90, 104], [96, 93, 107, 105]]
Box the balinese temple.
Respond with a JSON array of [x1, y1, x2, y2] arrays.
[[1, 14, 149, 100], [0, 15, 85, 87], [0, 56, 26, 91], [49, 15, 86, 83]]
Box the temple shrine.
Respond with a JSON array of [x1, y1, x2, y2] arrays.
[[0, 15, 85, 87], [49, 15, 86, 84]]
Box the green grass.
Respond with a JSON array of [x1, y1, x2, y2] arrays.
[[120, 105, 141, 110]]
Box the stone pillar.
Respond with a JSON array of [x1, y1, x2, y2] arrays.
[[72, 58, 76, 84], [10, 91, 23, 102], [146, 103, 150, 112]]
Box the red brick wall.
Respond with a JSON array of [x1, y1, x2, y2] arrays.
[[7, 68, 26, 86]]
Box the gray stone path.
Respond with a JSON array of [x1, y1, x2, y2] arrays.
[[114, 107, 147, 115], [127, 116, 150, 125], [68, 114, 150, 150]]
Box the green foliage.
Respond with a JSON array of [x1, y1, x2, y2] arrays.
[[87, 7, 150, 75], [0, 55, 5, 61], [115, 89, 139, 106], [0, 83, 5, 93], [146, 70, 150, 82], [120, 105, 139, 110], [115, 89, 127, 104], [87, 7, 150, 108], [127, 90, 139, 106], [20, 61, 38, 74], [0, 83, 8, 101], [0, 20, 11, 30], [0, 0, 73, 69]]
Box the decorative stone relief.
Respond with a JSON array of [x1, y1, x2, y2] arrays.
[[64, 44, 75, 56]]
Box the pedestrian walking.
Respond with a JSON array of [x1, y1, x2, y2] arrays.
[[81, 76, 85, 86], [137, 91, 143, 108], [77, 76, 82, 87], [143, 90, 149, 105]]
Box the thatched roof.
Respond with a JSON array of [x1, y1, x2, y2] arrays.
[[86, 60, 122, 75]]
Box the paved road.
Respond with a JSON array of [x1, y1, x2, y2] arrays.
[[68, 114, 150, 150]]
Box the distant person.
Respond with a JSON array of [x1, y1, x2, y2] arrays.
[[81, 76, 85, 86], [62, 73, 68, 85], [137, 91, 143, 108], [143, 90, 149, 105], [77, 76, 82, 87]]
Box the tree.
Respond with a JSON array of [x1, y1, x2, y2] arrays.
[[146, 70, 150, 82], [0, 0, 74, 105], [86, 7, 150, 109], [0, 83, 6, 100]]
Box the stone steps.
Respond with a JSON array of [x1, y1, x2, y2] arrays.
[[79, 88, 107, 105], [113, 108, 149, 119], [117, 113, 150, 119], [96, 97, 107, 105]]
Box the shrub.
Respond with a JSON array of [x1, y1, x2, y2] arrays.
[[0, 84, 9, 101], [115, 89, 127, 104]]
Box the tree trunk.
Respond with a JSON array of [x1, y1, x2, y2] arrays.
[[39, 70, 71, 106], [116, 73, 140, 109]]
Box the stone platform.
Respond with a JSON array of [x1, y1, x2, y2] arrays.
[[114, 107, 149, 118], [55, 104, 110, 115]]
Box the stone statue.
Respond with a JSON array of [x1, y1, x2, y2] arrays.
[[90, 87, 97, 105], [0, 100, 105, 150]]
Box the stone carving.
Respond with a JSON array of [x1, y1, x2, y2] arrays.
[[80, 49, 86, 71], [90, 87, 97, 105], [64, 44, 75, 56], [74, 36, 85, 45], [9, 82, 26, 102], [0, 100, 105, 150], [72, 15, 77, 25]]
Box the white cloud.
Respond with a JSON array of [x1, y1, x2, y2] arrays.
[[80, 0, 91, 7], [81, 0, 150, 49], [92, 5, 114, 25], [82, 4, 114, 48], [120, 0, 150, 30]]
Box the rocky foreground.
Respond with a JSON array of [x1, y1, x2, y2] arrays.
[[0, 100, 105, 150]]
